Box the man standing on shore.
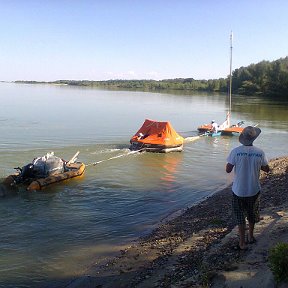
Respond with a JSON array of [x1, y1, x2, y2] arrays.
[[226, 126, 270, 250]]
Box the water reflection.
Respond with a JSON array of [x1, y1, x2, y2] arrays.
[[232, 95, 288, 126]]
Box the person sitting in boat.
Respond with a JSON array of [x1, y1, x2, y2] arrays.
[[211, 120, 219, 133]]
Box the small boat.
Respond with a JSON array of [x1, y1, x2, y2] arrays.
[[197, 32, 245, 137], [196, 123, 220, 136], [130, 119, 184, 153], [197, 123, 213, 134], [3, 152, 85, 190], [198, 119, 244, 136], [221, 123, 244, 135]]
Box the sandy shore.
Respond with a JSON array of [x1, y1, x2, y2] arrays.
[[66, 156, 288, 288]]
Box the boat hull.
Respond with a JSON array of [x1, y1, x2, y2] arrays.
[[210, 131, 222, 137], [197, 126, 222, 137], [221, 126, 244, 135], [198, 125, 244, 137], [130, 142, 183, 153], [4, 162, 85, 190], [197, 124, 212, 133]]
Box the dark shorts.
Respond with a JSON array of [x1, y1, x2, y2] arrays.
[[232, 192, 260, 225]]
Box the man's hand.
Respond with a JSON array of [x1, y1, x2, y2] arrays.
[[226, 163, 234, 173]]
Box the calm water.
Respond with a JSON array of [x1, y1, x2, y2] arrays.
[[0, 83, 287, 287]]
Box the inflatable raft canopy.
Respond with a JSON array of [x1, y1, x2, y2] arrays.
[[130, 119, 184, 152]]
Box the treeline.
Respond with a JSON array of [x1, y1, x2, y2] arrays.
[[50, 78, 228, 92], [232, 57, 288, 98], [15, 57, 288, 98]]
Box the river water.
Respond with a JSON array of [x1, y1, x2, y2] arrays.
[[0, 83, 287, 287]]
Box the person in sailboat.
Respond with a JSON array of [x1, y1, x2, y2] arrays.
[[211, 120, 219, 133]]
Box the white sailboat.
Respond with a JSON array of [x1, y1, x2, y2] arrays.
[[221, 31, 245, 135], [197, 32, 244, 136]]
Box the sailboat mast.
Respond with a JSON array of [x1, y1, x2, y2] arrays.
[[229, 31, 233, 115]]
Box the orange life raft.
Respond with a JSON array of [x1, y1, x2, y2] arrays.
[[130, 119, 184, 152]]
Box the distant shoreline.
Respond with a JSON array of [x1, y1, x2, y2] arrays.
[[9, 73, 288, 100], [5, 56, 288, 99]]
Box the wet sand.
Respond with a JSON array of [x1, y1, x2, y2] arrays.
[[66, 156, 288, 288]]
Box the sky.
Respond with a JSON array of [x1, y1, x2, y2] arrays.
[[0, 0, 287, 82]]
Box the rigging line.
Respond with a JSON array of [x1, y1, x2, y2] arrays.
[[229, 31, 233, 115], [85, 149, 144, 167]]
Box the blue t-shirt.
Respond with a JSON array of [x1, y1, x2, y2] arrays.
[[227, 145, 268, 197]]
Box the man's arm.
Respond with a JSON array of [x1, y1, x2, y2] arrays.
[[226, 163, 234, 173], [261, 165, 270, 173]]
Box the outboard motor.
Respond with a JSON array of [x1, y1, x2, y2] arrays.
[[237, 120, 245, 127], [13, 163, 35, 184]]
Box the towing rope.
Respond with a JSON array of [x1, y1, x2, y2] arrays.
[[85, 149, 145, 167], [184, 133, 208, 142], [85, 135, 208, 167]]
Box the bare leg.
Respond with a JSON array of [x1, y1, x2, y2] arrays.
[[238, 224, 247, 249], [248, 222, 255, 242]]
